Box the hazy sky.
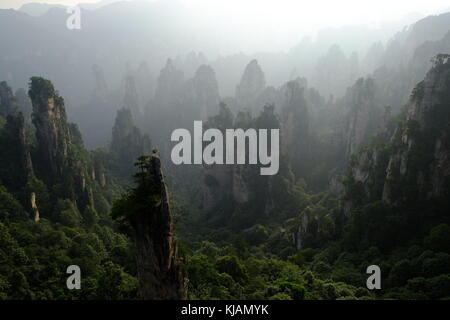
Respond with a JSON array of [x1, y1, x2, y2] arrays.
[[3, 0, 449, 14], [1, 0, 99, 8], [2, 0, 450, 52], [0, 0, 102, 9], [184, 0, 449, 25], [3, 0, 449, 25]]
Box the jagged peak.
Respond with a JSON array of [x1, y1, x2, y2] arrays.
[[238, 59, 266, 88]]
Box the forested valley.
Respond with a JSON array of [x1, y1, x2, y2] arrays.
[[1, 1, 450, 300]]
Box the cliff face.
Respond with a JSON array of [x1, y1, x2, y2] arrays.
[[382, 54, 450, 203], [113, 153, 186, 299], [280, 79, 310, 177], [343, 78, 382, 159], [133, 154, 185, 299], [29, 77, 71, 183], [28, 77, 105, 211], [345, 55, 450, 207]]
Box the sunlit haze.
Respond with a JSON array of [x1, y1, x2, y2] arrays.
[[4, 0, 450, 36]]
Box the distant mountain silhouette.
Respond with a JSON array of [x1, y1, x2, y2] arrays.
[[19, 3, 65, 16]]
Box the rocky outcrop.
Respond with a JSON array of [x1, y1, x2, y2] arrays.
[[295, 210, 310, 250], [31, 192, 40, 222], [343, 78, 382, 159], [184, 64, 220, 121], [235, 59, 266, 113], [135, 154, 185, 299], [154, 59, 185, 109], [382, 54, 450, 203], [280, 79, 310, 177], [345, 55, 450, 208], [345, 145, 390, 210], [28, 77, 95, 210], [114, 153, 186, 299], [29, 77, 71, 183], [110, 108, 151, 179], [0, 77, 116, 224]]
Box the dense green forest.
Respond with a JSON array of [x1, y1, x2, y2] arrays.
[[1, 56, 450, 299]]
